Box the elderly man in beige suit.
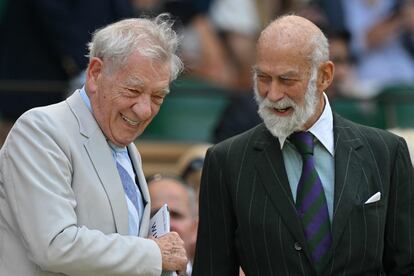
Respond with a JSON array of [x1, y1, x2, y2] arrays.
[[0, 14, 187, 275]]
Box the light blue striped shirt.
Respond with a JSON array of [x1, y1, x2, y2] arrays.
[[279, 94, 335, 221], [80, 87, 144, 235]]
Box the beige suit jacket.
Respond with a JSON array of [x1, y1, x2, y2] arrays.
[[0, 91, 162, 275]]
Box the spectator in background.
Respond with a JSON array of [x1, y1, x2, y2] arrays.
[[175, 144, 210, 197], [0, 0, 136, 143], [0, 15, 187, 275], [325, 28, 378, 100], [401, 0, 414, 58], [148, 174, 198, 276], [209, 0, 260, 90], [133, 0, 236, 89], [213, 93, 262, 143], [325, 29, 353, 100], [341, 0, 414, 96]]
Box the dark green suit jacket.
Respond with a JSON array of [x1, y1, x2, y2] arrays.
[[193, 114, 414, 275]]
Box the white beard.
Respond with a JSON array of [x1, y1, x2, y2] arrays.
[[254, 68, 320, 139]]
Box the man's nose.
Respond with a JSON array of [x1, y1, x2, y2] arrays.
[[132, 94, 152, 121], [266, 80, 284, 102]]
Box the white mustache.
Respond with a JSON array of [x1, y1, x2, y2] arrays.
[[262, 97, 297, 110]]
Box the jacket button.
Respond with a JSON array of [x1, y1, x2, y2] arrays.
[[294, 242, 302, 251]]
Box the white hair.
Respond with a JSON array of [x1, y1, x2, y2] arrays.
[[88, 13, 183, 80], [310, 31, 329, 68]]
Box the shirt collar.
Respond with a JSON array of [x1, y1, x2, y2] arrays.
[[108, 141, 128, 154], [278, 93, 334, 155], [79, 86, 92, 111]]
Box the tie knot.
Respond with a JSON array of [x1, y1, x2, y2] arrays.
[[289, 131, 314, 155]]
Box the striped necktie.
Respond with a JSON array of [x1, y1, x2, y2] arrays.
[[290, 131, 332, 272], [116, 161, 142, 217]]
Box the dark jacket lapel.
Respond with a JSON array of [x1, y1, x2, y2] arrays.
[[253, 125, 310, 260], [330, 114, 364, 251]]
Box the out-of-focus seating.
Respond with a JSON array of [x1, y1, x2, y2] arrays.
[[331, 98, 386, 129], [378, 85, 414, 129], [135, 140, 193, 177], [331, 84, 414, 129], [140, 77, 229, 142]]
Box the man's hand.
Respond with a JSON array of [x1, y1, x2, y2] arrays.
[[152, 231, 188, 275]]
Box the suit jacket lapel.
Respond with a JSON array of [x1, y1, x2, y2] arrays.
[[128, 143, 151, 237], [67, 91, 129, 235], [330, 115, 364, 251], [253, 125, 310, 259]]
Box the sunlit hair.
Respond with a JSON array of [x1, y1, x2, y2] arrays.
[[88, 13, 183, 80]]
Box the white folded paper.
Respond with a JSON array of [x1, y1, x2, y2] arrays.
[[148, 203, 170, 238]]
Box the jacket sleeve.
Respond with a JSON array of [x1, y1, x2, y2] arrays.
[[383, 136, 414, 275]]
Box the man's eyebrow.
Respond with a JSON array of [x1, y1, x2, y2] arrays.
[[124, 77, 145, 88], [253, 67, 300, 78], [280, 70, 301, 78]]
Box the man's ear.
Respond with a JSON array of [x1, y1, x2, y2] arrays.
[[85, 57, 104, 95], [317, 61, 334, 92]]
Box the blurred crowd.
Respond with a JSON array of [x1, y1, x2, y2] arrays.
[[2, 0, 414, 145]]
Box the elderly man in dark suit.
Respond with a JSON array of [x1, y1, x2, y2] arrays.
[[193, 15, 414, 275]]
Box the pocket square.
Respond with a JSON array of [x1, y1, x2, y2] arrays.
[[364, 192, 381, 204]]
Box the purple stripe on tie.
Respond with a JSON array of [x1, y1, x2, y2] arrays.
[[304, 206, 329, 239], [311, 233, 332, 262], [295, 132, 313, 153], [296, 159, 316, 198], [298, 177, 324, 212], [300, 158, 315, 183], [303, 138, 313, 149]]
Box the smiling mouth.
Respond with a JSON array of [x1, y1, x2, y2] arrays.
[[272, 106, 293, 113], [121, 114, 139, 126]]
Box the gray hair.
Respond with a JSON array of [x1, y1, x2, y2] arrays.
[[309, 31, 329, 69], [88, 13, 183, 80]]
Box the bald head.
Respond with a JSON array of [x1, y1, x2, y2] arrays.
[[257, 15, 329, 66], [148, 176, 196, 218]]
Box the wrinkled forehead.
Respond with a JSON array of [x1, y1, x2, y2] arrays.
[[260, 35, 309, 57], [257, 16, 321, 55], [255, 36, 314, 74]]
